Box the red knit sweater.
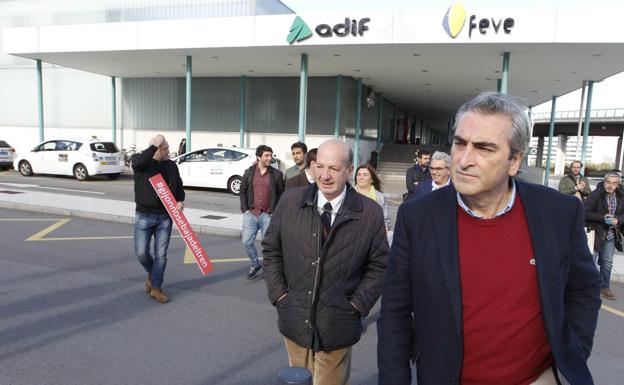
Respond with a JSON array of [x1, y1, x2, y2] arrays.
[[457, 197, 553, 385]]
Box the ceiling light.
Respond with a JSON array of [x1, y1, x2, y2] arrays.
[[211, 56, 219, 59], [286, 63, 293, 66], [554, 79, 560, 82], [424, 83, 431, 86], [494, 70, 500, 74], [570, 71, 578, 74], [248, 70, 254, 73], [355, 69, 361, 72], [531, 90, 538, 93], [334, 54, 341, 57], [593, 53, 602, 57], [412, 53, 420, 56], [485, 78, 492, 81], [422, 70, 428, 73]]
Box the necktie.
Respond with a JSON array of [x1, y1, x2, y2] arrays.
[[321, 202, 332, 244]]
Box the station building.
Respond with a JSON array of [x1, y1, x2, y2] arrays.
[[2, 1, 624, 176]]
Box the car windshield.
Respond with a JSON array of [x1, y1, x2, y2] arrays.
[[0, 140, 9, 147], [90, 142, 119, 153]]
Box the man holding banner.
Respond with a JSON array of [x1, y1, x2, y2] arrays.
[[133, 135, 185, 304]]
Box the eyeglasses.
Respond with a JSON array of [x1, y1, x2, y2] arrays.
[[428, 166, 449, 172]]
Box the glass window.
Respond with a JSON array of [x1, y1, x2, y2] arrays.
[[0, 141, 9, 147], [230, 151, 249, 161], [182, 151, 206, 162], [90, 142, 119, 153]]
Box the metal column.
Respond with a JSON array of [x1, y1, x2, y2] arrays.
[[575, 81, 587, 158], [111, 76, 117, 143], [36, 59, 44, 142], [239, 75, 246, 148], [185, 56, 192, 152], [354, 79, 362, 168], [500, 52, 510, 94], [376, 93, 383, 151], [334, 75, 342, 138], [580, 80, 594, 169], [298, 53, 308, 142], [392, 106, 398, 144], [544, 96, 557, 185]]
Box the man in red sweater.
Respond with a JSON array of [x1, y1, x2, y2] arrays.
[[378, 92, 601, 385]]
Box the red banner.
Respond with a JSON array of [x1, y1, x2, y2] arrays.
[[149, 174, 213, 275]]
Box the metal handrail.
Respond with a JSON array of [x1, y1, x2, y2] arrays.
[[532, 108, 624, 122]]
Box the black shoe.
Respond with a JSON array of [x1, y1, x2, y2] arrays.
[[247, 265, 261, 280]]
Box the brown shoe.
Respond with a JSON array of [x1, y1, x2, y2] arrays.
[[601, 288, 617, 301], [145, 274, 152, 293], [150, 288, 169, 303]]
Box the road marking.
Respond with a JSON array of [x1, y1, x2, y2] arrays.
[[602, 304, 624, 318], [0, 182, 105, 195], [183, 248, 249, 264], [0, 218, 62, 221], [38, 186, 105, 195], [26, 218, 72, 241]]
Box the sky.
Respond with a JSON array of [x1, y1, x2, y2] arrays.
[[283, 0, 624, 164]]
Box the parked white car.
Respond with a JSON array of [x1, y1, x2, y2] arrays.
[[14, 138, 125, 180], [173, 147, 279, 195], [0, 140, 16, 170]]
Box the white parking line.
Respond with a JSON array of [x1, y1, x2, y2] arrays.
[[0, 182, 105, 195]]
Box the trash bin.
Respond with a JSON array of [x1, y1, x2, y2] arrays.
[[277, 367, 312, 385]]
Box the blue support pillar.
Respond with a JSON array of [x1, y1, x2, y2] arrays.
[[376, 93, 383, 151], [544, 96, 557, 186], [185, 56, 192, 152], [298, 53, 308, 142], [239, 75, 246, 148], [334, 75, 342, 138], [500, 52, 510, 94], [36, 59, 44, 142], [392, 106, 398, 144], [354, 79, 362, 169], [580, 80, 594, 169], [111, 76, 117, 143]]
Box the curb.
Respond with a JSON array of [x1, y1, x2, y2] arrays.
[[0, 201, 242, 238]]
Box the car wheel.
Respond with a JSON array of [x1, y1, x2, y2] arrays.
[[106, 173, 121, 180], [228, 176, 243, 195], [73, 163, 89, 181], [18, 160, 33, 176]]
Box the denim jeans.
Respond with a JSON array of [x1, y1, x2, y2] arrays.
[[597, 239, 615, 289], [241, 211, 271, 267], [134, 212, 173, 289]]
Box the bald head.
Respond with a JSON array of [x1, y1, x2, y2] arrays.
[[316, 139, 354, 200], [317, 139, 353, 168]]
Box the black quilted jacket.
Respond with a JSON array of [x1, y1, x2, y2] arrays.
[[262, 183, 388, 352]]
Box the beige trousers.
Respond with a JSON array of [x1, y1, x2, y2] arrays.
[[284, 337, 352, 385], [530, 367, 558, 385]]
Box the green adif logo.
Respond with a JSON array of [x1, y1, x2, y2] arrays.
[[287, 16, 313, 44]]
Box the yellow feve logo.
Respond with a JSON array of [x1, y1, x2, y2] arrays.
[[442, 3, 467, 38]]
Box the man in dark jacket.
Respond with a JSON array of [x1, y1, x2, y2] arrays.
[[239, 144, 284, 279], [263, 139, 388, 385], [378, 93, 600, 385], [584, 170, 623, 301], [404, 149, 430, 201], [285, 148, 317, 190], [132, 135, 185, 304]]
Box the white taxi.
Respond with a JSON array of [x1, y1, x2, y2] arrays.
[[14, 138, 125, 180], [173, 147, 279, 195]]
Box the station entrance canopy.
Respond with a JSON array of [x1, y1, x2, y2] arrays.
[[4, 4, 624, 124]]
